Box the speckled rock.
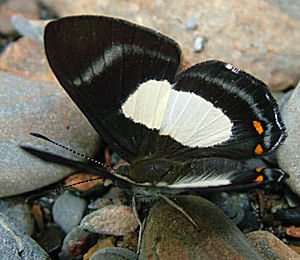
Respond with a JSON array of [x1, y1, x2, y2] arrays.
[[277, 82, 300, 196], [140, 195, 263, 260], [53, 192, 87, 233], [246, 230, 300, 259], [0, 71, 100, 197], [0, 212, 49, 259], [41, 0, 300, 90], [80, 205, 138, 236]]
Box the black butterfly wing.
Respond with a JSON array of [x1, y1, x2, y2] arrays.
[[45, 16, 285, 166], [154, 60, 286, 161], [44, 16, 181, 162]]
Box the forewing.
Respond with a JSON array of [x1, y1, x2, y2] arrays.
[[44, 16, 181, 162]]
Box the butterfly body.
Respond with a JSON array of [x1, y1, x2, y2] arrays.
[[22, 15, 288, 195]]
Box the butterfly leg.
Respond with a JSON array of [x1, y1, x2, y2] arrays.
[[158, 194, 200, 232], [132, 196, 145, 254]]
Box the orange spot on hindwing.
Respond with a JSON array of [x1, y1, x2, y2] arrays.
[[253, 121, 264, 135], [254, 175, 264, 182], [256, 167, 263, 173], [255, 144, 264, 155]]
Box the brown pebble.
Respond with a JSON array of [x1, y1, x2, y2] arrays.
[[83, 236, 116, 260], [286, 226, 300, 238], [246, 230, 300, 259]]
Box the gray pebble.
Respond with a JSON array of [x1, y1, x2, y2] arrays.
[[186, 17, 197, 30], [53, 192, 87, 233], [277, 82, 300, 196], [11, 15, 48, 44], [194, 36, 205, 53], [0, 71, 100, 197], [0, 212, 49, 259]]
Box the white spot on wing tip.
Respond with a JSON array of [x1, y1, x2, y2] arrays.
[[225, 63, 233, 70], [225, 63, 240, 74]]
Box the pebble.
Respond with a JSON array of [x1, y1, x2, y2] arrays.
[[139, 195, 263, 259], [89, 247, 137, 260], [186, 17, 197, 30], [0, 71, 100, 197], [285, 226, 300, 238], [83, 237, 116, 260], [59, 226, 98, 259], [246, 230, 300, 259], [277, 82, 300, 196], [0, 196, 34, 236], [11, 15, 49, 43], [193, 36, 205, 53], [0, 212, 50, 259], [80, 205, 138, 236], [52, 192, 87, 233]]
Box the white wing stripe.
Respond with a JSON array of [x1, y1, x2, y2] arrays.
[[121, 79, 233, 148]]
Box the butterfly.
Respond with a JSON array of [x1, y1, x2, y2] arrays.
[[22, 15, 288, 198]]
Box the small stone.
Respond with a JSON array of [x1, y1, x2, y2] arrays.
[[246, 230, 300, 259], [0, 37, 56, 82], [59, 226, 98, 259], [277, 82, 300, 196], [83, 237, 116, 260], [186, 17, 197, 30], [193, 36, 205, 53], [0, 212, 49, 259], [11, 15, 49, 43], [32, 204, 44, 232], [89, 247, 137, 260], [140, 195, 262, 259], [53, 192, 87, 233], [80, 205, 138, 236], [286, 226, 300, 238]]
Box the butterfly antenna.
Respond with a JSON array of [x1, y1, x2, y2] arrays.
[[30, 132, 115, 172], [26, 176, 105, 203]]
